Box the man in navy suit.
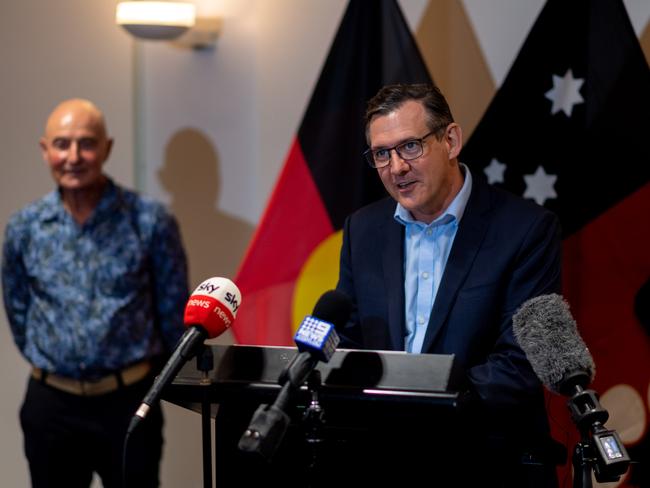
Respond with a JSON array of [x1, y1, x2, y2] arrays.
[[336, 83, 563, 486]]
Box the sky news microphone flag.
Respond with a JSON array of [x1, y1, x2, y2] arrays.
[[234, 0, 432, 345], [460, 0, 650, 484]]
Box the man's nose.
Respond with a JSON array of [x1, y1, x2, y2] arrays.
[[388, 149, 409, 175], [67, 141, 81, 163]]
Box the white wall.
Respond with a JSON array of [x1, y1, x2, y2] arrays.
[[0, 1, 133, 486], [1, 1, 648, 487]]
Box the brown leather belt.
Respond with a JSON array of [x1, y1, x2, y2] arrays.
[[31, 360, 152, 396]]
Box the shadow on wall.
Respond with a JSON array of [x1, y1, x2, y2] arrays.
[[158, 128, 254, 345]]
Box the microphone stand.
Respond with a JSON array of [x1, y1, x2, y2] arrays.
[[572, 430, 598, 488], [238, 355, 330, 484], [566, 382, 630, 488], [196, 346, 214, 488], [302, 370, 325, 486]]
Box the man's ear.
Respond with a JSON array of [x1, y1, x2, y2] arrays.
[[445, 123, 463, 160], [39, 137, 49, 163], [103, 138, 114, 164]]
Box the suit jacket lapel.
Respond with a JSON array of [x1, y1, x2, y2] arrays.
[[421, 177, 491, 352], [382, 212, 405, 350]]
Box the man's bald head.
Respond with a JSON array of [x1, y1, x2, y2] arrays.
[[43, 98, 109, 140], [40, 98, 113, 193]]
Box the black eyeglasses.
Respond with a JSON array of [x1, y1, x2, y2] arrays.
[[363, 130, 439, 168]]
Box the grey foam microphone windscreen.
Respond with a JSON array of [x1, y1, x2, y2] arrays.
[[512, 293, 595, 394]]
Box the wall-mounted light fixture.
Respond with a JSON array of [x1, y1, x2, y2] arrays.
[[116, 1, 220, 49], [116, 2, 195, 40]]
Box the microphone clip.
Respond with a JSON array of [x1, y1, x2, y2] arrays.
[[302, 370, 325, 444], [567, 385, 630, 484], [238, 402, 291, 461]]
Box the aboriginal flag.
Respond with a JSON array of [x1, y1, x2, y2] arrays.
[[461, 0, 650, 484], [233, 0, 432, 345]]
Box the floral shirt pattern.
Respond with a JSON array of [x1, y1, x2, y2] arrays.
[[2, 180, 188, 380]]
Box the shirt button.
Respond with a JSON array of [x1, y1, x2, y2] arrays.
[[417, 316, 425, 325], [426, 228, 432, 236], [422, 272, 429, 279]]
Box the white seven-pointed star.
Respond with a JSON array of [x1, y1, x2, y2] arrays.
[[523, 166, 557, 206], [484, 158, 506, 184], [545, 69, 585, 116]]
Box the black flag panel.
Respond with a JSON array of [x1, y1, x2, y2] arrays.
[[298, 0, 432, 230], [462, 0, 650, 237], [461, 0, 650, 485]]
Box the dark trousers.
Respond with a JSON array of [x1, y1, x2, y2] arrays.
[[20, 376, 164, 488]]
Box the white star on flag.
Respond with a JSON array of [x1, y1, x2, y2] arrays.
[[523, 166, 558, 206], [545, 69, 584, 116], [484, 158, 506, 184]]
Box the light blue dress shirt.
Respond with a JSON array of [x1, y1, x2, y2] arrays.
[[394, 164, 473, 353]]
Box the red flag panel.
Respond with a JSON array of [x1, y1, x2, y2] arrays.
[[234, 139, 333, 345]]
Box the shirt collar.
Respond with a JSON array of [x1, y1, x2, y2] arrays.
[[394, 163, 473, 227], [37, 178, 119, 224]]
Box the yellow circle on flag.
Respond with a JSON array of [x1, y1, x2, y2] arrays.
[[291, 230, 343, 333]]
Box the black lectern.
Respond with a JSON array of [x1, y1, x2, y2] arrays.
[[162, 344, 465, 487]]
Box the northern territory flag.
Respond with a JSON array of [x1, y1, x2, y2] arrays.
[[233, 0, 431, 345], [461, 0, 650, 484]]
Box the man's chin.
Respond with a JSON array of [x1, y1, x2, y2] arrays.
[[394, 195, 418, 212], [59, 180, 86, 190], [57, 174, 105, 192], [58, 179, 96, 192]]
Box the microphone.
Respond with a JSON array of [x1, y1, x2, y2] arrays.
[[512, 293, 595, 396], [238, 289, 352, 460], [128, 277, 241, 434], [512, 293, 630, 482], [280, 289, 352, 387]]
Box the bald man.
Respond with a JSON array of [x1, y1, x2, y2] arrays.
[[2, 99, 189, 487]]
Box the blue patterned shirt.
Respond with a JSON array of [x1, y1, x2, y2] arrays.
[[2, 179, 189, 380]]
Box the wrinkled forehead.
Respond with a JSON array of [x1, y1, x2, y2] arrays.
[[367, 101, 430, 143]]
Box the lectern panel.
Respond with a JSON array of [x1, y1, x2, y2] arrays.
[[163, 344, 463, 415]]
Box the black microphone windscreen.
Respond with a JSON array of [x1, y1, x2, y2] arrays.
[[512, 293, 595, 394], [312, 290, 353, 330]]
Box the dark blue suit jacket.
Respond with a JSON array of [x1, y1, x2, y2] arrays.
[[337, 173, 562, 451]]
